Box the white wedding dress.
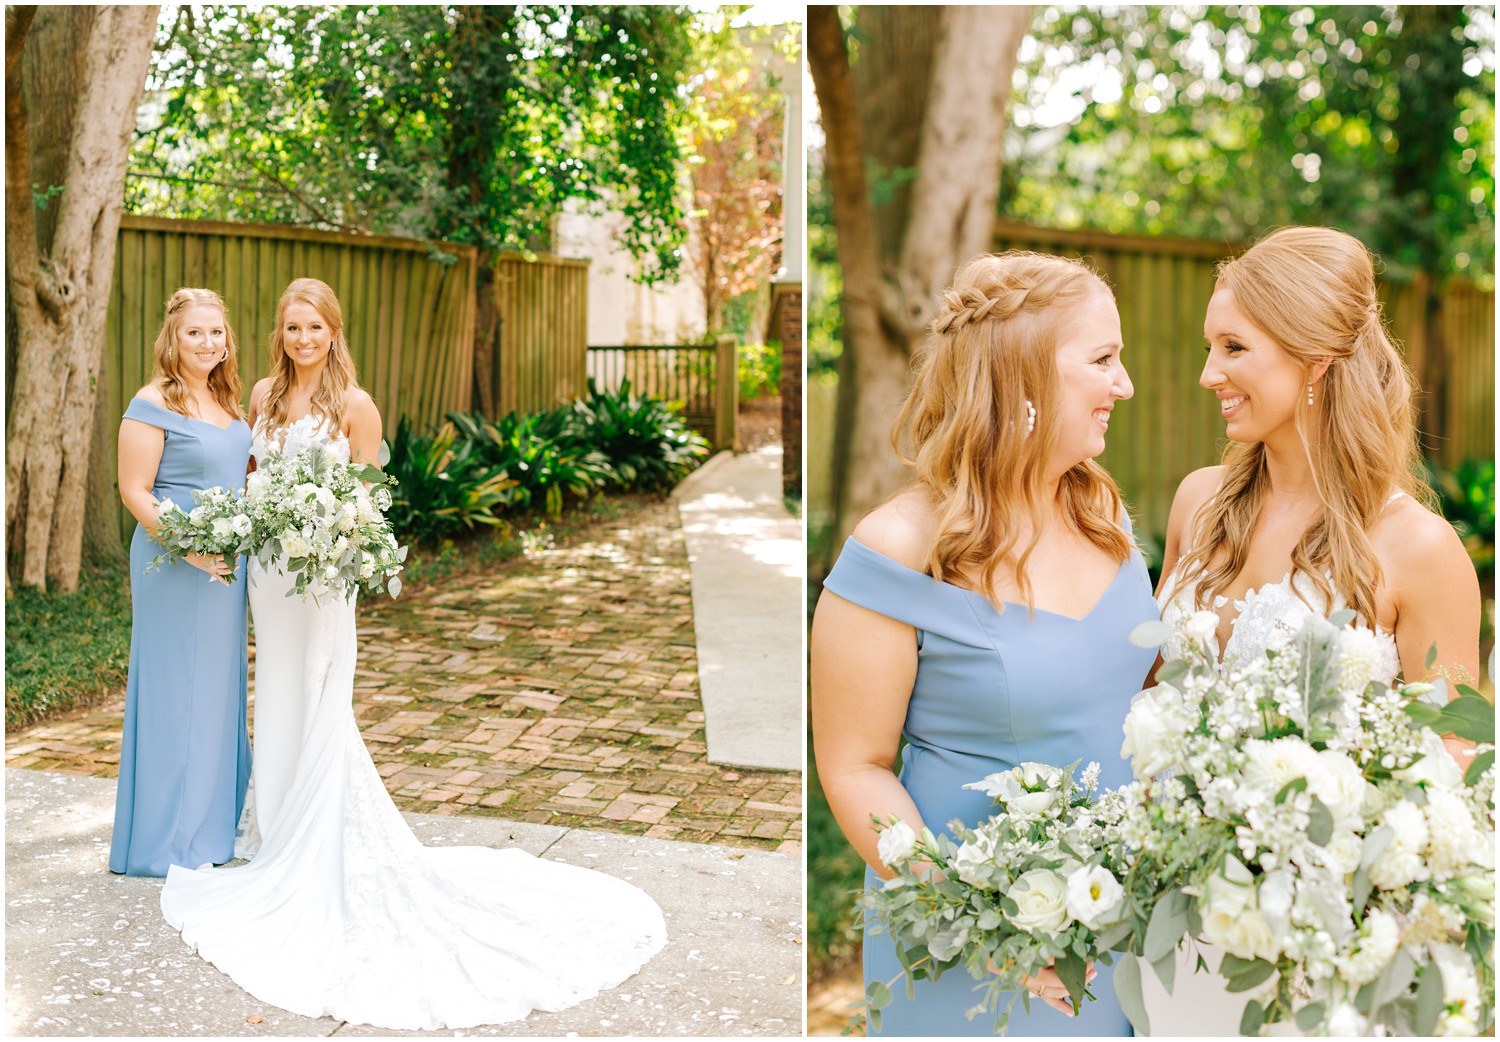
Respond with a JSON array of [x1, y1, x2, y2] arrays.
[[159, 415, 667, 1030], [1140, 560, 1400, 1036]]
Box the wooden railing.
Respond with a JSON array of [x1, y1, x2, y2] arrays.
[[587, 336, 737, 449]]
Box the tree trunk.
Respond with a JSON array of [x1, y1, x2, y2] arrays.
[[810, 6, 1030, 550], [6, 4, 160, 592]]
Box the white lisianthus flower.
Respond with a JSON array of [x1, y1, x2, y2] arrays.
[[322, 564, 340, 581], [876, 820, 918, 868], [1006, 869, 1070, 934], [963, 764, 1061, 816], [1369, 801, 1431, 890], [359, 555, 377, 581], [156, 497, 177, 515], [1064, 865, 1124, 929], [189, 505, 209, 525], [1394, 730, 1465, 789], [211, 517, 234, 541], [230, 514, 252, 537], [952, 833, 998, 890], [1121, 685, 1182, 780], [245, 470, 268, 502], [294, 482, 321, 502]]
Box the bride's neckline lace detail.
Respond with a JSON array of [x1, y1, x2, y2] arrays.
[[1160, 569, 1400, 680], [252, 413, 349, 464]]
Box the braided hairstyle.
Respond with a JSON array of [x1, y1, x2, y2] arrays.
[[1168, 227, 1430, 628], [892, 251, 1132, 611]]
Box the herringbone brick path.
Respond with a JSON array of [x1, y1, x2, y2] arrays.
[[5, 496, 801, 855]]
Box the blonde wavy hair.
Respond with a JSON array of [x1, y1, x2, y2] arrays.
[[151, 288, 244, 419], [1172, 227, 1429, 627], [891, 251, 1132, 610], [260, 277, 360, 433]]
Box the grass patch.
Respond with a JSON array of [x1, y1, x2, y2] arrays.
[[808, 738, 868, 984], [6, 560, 133, 728]]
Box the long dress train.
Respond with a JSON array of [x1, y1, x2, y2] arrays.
[[160, 416, 666, 1030]]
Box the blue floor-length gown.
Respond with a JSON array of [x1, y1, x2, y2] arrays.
[[109, 397, 252, 877], [822, 529, 1158, 1037]]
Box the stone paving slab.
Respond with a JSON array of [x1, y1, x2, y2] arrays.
[[673, 448, 803, 772], [6, 768, 802, 1037], [6, 495, 801, 857]]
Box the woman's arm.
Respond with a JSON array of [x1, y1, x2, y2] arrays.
[[344, 389, 383, 468], [809, 587, 922, 880], [118, 398, 231, 583], [1384, 504, 1482, 763]]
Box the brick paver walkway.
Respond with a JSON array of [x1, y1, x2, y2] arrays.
[[6, 496, 801, 855]]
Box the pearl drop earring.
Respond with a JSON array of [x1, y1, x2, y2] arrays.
[[1025, 399, 1037, 435], [1307, 381, 1314, 406]]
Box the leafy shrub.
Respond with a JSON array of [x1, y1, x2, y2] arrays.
[[570, 380, 712, 492], [737, 341, 782, 401], [384, 417, 518, 543], [1426, 457, 1496, 579], [448, 410, 613, 518]]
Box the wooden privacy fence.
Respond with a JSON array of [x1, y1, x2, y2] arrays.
[[104, 215, 477, 538], [810, 221, 1495, 548], [492, 253, 590, 414], [586, 336, 737, 449]]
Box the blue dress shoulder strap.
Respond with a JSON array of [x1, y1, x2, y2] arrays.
[[124, 396, 194, 435], [821, 537, 990, 647]]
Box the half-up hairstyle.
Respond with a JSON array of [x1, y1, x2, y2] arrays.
[[892, 251, 1132, 611], [260, 277, 360, 434], [1170, 227, 1430, 627], [151, 288, 244, 419]]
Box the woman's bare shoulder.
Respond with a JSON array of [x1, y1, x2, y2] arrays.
[[131, 381, 167, 407], [849, 489, 937, 572], [1372, 494, 1471, 578]]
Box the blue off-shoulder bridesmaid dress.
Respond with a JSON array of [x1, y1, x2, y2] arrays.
[[821, 525, 1158, 1037], [109, 397, 253, 877]]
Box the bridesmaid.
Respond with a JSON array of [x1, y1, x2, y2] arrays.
[[110, 288, 253, 877], [810, 252, 1157, 1035]]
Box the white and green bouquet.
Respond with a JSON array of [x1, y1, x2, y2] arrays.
[[245, 440, 407, 601], [861, 761, 1142, 1034], [146, 486, 253, 581], [1108, 609, 1496, 1037]]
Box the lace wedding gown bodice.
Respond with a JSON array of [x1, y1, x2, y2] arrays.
[[160, 415, 667, 1030], [1160, 567, 1400, 680]]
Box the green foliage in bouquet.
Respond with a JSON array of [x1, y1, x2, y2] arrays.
[[383, 418, 518, 542], [568, 379, 711, 492]]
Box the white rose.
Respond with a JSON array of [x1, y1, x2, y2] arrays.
[[952, 833, 998, 890], [1310, 749, 1370, 829], [1368, 801, 1430, 890], [314, 486, 337, 512], [281, 532, 311, 559], [1199, 854, 1257, 920], [1185, 610, 1220, 648], [1199, 858, 1279, 961], [245, 470, 268, 502], [876, 820, 918, 868], [1323, 830, 1363, 875], [323, 564, 339, 581], [1325, 1003, 1368, 1036], [1064, 865, 1124, 929], [1212, 907, 1279, 963], [1394, 730, 1465, 789], [156, 497, 177, 515], [1006, 869, 1071, 934], [211, 517, 233, 541], [1243, 736, 1325, 796], [1121, 685, 1182, 780]]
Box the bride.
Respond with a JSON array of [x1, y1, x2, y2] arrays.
[[159, 277, 666, 1030], [1141, 227, 1482, 1035]]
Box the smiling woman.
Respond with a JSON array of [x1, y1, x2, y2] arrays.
[[110, 287, 253, 877], [809, 251, 1158, 1036]]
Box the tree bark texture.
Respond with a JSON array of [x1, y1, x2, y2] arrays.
[[810, 5, 1030, 552], [6, 4, 160, 591]]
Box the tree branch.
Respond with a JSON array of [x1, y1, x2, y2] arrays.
[[251, 163, 367, 234]]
